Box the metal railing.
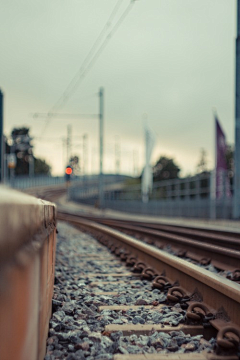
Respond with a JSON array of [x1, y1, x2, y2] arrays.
[[7, 173, 128, 190], [6, 175, 66, 189], [69, 172, 233, 219]]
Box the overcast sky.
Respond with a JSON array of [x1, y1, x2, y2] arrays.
[[0, 0, 236, 176]]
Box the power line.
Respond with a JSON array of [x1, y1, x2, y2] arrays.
[[48, 0, 124, 116], [66, 1, 135, 103], [77, 1, 135, 83], [34, 134, 89, 140], [40, 0, 135, 136], [39, 112, 98, 136], [32, 113, 98, 119]]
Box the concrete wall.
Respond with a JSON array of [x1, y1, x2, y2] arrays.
[[0, 187, 56, 360]]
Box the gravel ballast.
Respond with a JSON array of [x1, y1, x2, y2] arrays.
[[45, 221, 219, 359]]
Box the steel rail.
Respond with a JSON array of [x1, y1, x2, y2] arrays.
[[57, 210, 240, 249], [57, 213, 240, 330], [103, 219, 240, 249], [97, 220, 240, 270], [58, 211, 240, 271]]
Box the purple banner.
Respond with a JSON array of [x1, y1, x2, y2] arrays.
[[215, 117, 231, 198]]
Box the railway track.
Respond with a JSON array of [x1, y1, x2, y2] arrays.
[[31, 184, 240, 275], [96, 219, 240, 279], [58, 211, 240, 282], [25, 186, 67, 202], [2, 178, 240, 359], [53, 211, 240, 359]]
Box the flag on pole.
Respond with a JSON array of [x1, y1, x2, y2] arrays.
[[141, 126, 155, 203], [215, 115, 231, 198]]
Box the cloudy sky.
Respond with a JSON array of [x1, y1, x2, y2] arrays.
[[0, 0, 236, 176]]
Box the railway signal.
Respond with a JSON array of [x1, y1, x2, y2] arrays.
[[65, 165, 72, 182]]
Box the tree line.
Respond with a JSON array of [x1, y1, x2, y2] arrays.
[[5, 127, 51, 176], [6, 127, 234, 180], [152, 146, 234, 185]]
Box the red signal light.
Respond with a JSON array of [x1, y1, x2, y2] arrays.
[[65, 167, 72, 175]]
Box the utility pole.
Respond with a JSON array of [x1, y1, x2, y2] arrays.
[[133, 150, 139, 176], [82, 133, 88, 177], [234, 1, 240, 218], [62, 137, 66, 169], [99, 87, 104, 208], [66, 124, 72, 164], [115, 136, 121, 174], [0, 90, 3, 183]]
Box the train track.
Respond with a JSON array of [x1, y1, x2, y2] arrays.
[[55, 210, 240, 359], [30, 185, 240, 273], [24, 186, 67, 202], [95, 219, 240, 278], [58, 210, 240, 281], [11, 182, 240, 358]]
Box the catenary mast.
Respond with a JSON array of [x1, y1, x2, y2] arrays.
[[234, 1, 240, 218]]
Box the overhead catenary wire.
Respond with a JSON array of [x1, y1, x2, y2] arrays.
[[40, 0, 135, 136], [33, 113, 98, 119], [69, 0, 135, 88], [34, 136, 88, 141], [48, 0, 124, 116]]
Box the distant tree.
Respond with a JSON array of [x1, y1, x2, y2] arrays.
[[196, 148, 208, 173], [69, 155, 80, 174], [34, 158, 51, 175], [7, 127, 51, 176], [194, 144, 234, 190], [11, 127, 29, 138], [9, 127, 32, 176], [152, 156, 180, 182]]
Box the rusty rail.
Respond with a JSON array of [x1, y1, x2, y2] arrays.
[[58, 211, 240, 275], [101, 219, 240, 250], [100, 220, 240, 270], [57, 213, 240, 334]]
